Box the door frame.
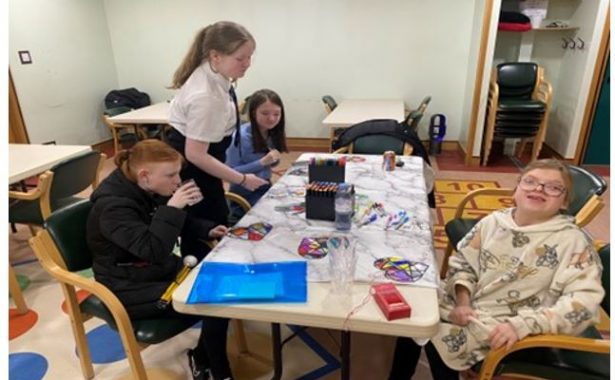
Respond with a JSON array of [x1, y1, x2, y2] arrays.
[[9, 69, 30, 144], [464, 0, 496, 166], [575, 7, 610, 165]]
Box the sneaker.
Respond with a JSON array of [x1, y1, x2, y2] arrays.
[[187, 349, 210, 380]]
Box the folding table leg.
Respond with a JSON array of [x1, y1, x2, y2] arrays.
[[341, 331, 351, 380], [270, 323, 282, 380]]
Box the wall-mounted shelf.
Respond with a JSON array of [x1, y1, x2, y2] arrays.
[[533, 27, 579, 31]]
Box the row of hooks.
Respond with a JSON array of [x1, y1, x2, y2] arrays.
[[561, 37, 585, 50]]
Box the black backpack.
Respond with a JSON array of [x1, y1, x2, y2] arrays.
[[104, 88, 151, 109]]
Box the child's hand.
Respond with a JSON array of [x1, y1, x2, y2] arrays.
[[260, 149, 280, 166], [488, 322, 519, 350], [167, 181, 203, 209], [208, 225, 228, 238], [448, 305, 476, 326]]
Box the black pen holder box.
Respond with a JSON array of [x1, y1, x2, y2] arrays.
[[305, 182, 337, 221], [308, 164, 345, 183]]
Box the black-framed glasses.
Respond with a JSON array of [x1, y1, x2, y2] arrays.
[[518, 176, 566, 197]]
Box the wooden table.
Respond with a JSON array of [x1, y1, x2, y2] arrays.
[[9, 144, 92, 184], [322, 99, 406, 150], [107, 101, 170, 124], [173, 153, 438, 379]]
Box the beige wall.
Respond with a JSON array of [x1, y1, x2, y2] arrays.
[[103, 0, 477, 141], [9, 0, 118, 145]]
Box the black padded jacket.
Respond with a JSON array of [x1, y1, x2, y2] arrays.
[[86, 169, 215, 293]]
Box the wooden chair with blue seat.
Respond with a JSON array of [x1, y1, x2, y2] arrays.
[[476, 243, 610, 380], [440, 164, 608, 279], [482, 62, 553, 166], [28, 200, 201, 380]]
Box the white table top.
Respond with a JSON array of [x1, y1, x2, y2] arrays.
[[322, 99, 405, 128], [9, 144, 92, 184], [108, 101, 170, 124], [173, 153, 439, 339]]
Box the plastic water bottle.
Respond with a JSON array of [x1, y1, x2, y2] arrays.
[[335, 183, 353, 231]]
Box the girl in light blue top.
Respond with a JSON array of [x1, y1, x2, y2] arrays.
[[226, 89, 288, 210]]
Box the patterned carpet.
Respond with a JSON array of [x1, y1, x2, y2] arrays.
[[433, 179, 510, 250]]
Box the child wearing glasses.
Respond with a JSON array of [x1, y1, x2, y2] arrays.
[[389, 159, 604, 380]]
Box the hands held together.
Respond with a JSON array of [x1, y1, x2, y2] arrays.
[[260, 149, 280, 167], [449, 305, 520, 351]]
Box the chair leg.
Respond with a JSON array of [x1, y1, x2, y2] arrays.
[[27, 225, 37, 237], [530, 137, 543, 162], [61, 286, 95, 379], [516, 139, 529, 159], [440, 242, 454, 279], [9, 264, 28, 314], [112, 129, 120, 156]]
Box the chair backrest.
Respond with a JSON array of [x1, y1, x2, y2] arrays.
[[416, 96, 432, 113], [322, 95, 337, 112], [49, 151, 103, 201], [404, 110, 425, 131], [103, 106, 132, 117], [598, 244, 609, 315], [352, 134, 405, 155], [44, 199, 93, 272], [497, 62, 538, 99], [566, 165, 608, 216]]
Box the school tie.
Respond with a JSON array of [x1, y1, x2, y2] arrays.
[[229, 85, 241, 146]]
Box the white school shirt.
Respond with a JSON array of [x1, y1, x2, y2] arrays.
[[168, 62, 237, 143]]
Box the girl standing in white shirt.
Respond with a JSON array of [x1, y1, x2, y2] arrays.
[[167, 21, 267, 257]]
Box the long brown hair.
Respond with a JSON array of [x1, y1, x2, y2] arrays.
[[171, 21, 255, 89], [248, 89, 288, 153], [114, 140, 184, 182]]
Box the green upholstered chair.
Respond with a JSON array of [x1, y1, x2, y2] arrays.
[[482, 62, 553, 166], [441, 165, 607, 278], [333, 134, 413, 156], [9, 150, 106, 233], [322, 95, 338, 114], [29, 200, 198, 380], [405, 96, 430, 132], [477, 243, 610, 380]]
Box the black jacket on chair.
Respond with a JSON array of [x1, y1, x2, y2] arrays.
[[332, 119, 436, 208], [86, 169, 215, 295]]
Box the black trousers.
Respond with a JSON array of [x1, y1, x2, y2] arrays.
[[389, 337, 459, 380], [166, 128, 232, 259], [118, 281, 233, 380]]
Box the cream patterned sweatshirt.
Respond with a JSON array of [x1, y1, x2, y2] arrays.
[[431, 208, 604, 370]]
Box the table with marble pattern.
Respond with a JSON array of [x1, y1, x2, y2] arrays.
[[206, 153, 438, 288]]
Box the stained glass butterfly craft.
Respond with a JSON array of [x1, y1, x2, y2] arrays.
[[274, 202, 306, 214], [373, 257, 429, 283], [345, 155, 366, 163], [266, 187, 306, 199], [227, 222, 273, 241], [297, 237, 329, 259]]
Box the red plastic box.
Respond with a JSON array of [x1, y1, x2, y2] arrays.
[[372, 283, 411, 320]]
